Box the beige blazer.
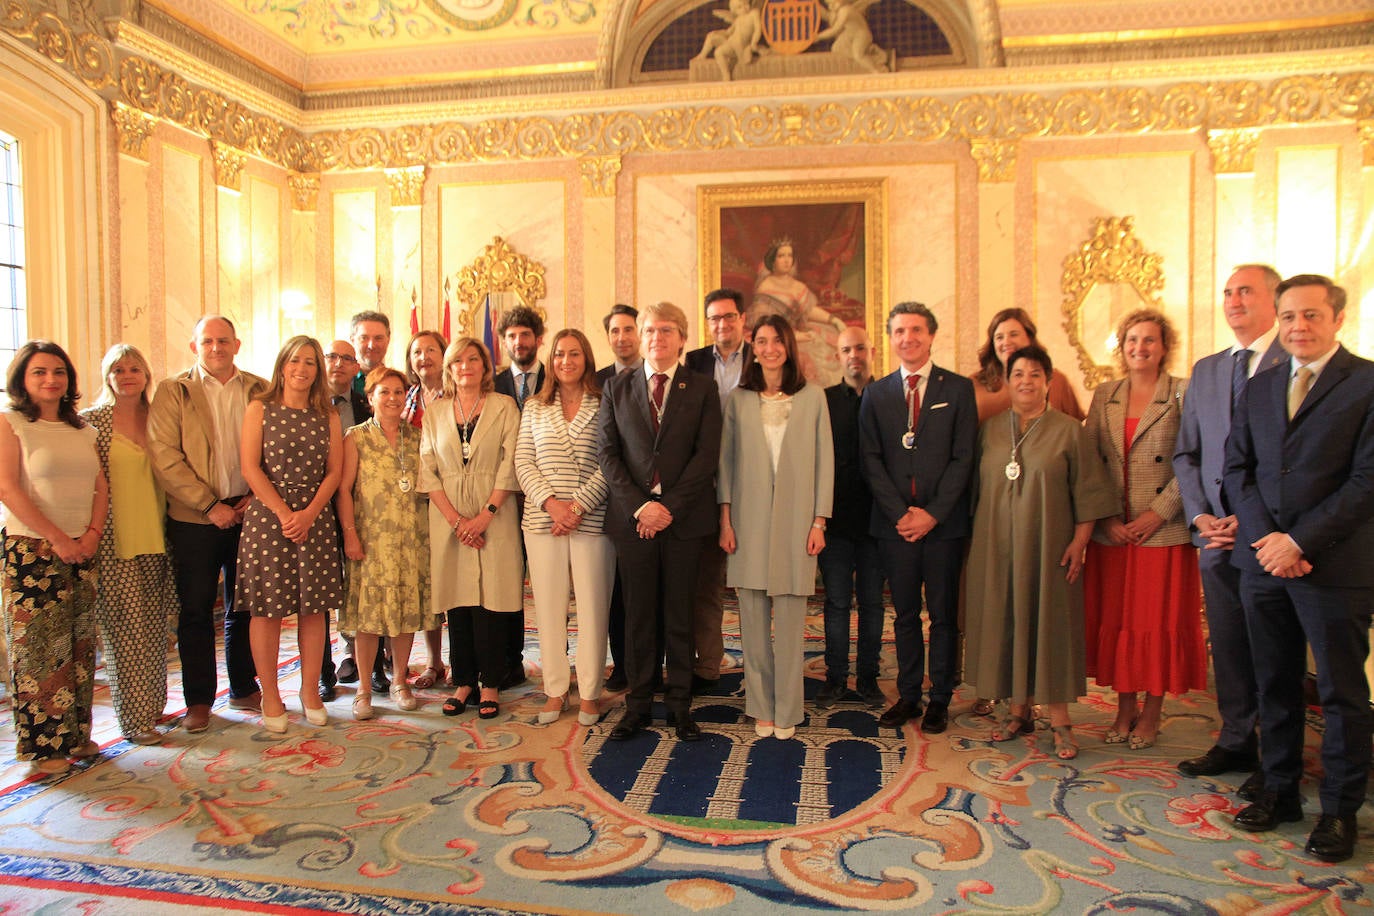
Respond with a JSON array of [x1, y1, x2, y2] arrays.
[[1085, 372, 1190, 547], [419, 392, 524, 613], [148, 367, 268, 524], [718, 383, 834, 597]]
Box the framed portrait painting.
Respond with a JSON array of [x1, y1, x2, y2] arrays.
[[698, 179, 887, 384]]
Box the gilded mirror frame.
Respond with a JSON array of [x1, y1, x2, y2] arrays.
[[1060, 216, 1165, 389], [453, 236, 548, 339]]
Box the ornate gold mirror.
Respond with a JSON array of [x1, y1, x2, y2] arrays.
[[453, 236, 548, 339], [1060, 216, 1165, 389]]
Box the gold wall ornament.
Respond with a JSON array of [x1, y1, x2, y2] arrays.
[[578, 154, 622, 197], [386, 165, 427, 207], [287, 171, 320, 211], [969, 137, 1016, 182], [1060, 216, 1166, 390], [1360, 120, 1374, 166], [211, 140, 247, 191], [453, 236, 548, 337], [1207, 128, 1261, 173], [111, 100, 156, 160]]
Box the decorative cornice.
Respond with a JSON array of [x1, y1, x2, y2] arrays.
[[111, 100, 156, 159], [386, 165, 426, 207], [211, 140, 246, 190], [969, 137, 1016, 182], [1004, 23, 1373, 68], [287, 171, 320, 211], [1207, 127, 1261, 173], [578, 155, 621, 197]]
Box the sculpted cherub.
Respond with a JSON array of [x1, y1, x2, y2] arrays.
[[815, 0, 894, 73], [693, 0, 765, 82]]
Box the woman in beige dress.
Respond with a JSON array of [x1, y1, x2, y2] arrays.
[[420, 338, 522, 720]]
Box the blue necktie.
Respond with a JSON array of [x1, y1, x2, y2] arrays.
[[1231, 348, 1251, 413]]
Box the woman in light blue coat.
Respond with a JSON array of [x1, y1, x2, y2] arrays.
[[718, 315, 833, 739]]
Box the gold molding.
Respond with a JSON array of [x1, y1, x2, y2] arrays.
[[287, 171, 320, 211], [969, 137, 1016, 182], [1360, 120, 1374, 167], [453, 237, 548, 337], [1060, 216, 1165, 390], [211, 140, 247, 191], [1001, 11, 1374, 50], [386, 165, 427, 207], [1207, 127, 1261, 173], [578, 155, 621, 197], [111, 101, 156, 160]]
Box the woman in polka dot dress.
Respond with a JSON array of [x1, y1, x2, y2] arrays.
[[238, 336, 344, 733]]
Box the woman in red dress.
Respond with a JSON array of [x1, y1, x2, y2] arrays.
[[1084, 309, 1206, 750]]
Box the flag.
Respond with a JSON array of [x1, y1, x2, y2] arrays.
[[409, 287, 419, 337], [442, 278, 452, 342], [480, 295, 495, 356]]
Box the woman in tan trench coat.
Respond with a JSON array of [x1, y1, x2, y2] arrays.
[[719, 315, 833, 740], [420, 337, 523, 720]]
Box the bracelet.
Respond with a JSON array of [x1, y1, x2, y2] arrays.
[[343, 525, 356, 531], [811, 522, 826, 531], [451, 517, 462, 531]]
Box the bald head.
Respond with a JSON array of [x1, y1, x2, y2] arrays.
[[325, 339, 358, 396], [836, 325, 872, 390]]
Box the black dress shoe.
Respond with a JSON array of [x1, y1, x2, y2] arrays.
[[673, 713, 702, 742], [878, 698, 923, 729], [1236, 769, 1266, 802], [609, 712, 650, 740], [1177, 745, 1257, 778], [691, 675, 719, 696], [371, 670, 390, 693], [1234, 791, 1303, 831], [921, 701, 949, 734], [318, 683, 337, 703], [337, 658, 359, 684], [1305, 813, 1358, 863], [604, 669, 628, 692]]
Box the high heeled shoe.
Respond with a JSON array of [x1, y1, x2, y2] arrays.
[[301, 699, 328, 727], [538, 695, 568, 725], [353, 693, 375, 721], [577, 704, 601, 727], [755, 721, 775, 738], [390, 683, 418, 712], [261, 711, 288, 734]]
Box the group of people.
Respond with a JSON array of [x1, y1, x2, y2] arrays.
[[0, 268, 1366, 864]]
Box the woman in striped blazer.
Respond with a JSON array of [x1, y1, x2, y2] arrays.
[[515, 328, 614, 727]]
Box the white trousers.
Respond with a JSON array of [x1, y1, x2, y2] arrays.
[[736, 588, 807, 728], [524, 530, 615, 700]]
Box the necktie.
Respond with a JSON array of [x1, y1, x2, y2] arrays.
[[1231, 348, 1251, 414], [518, 372, 529, 407], [906, 374, 920, 497], [651, 373, 667, 433], [1287, 366, 1313, 421]]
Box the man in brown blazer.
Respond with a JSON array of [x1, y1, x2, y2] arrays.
[[598, 301, 722, 742], [149, 316, 268, 733]]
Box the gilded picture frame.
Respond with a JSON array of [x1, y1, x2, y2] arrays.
[[698, 179, 887, 384]]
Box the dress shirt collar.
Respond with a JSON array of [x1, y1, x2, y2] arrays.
[[643, 361, 678, 385], [1290, 343, 1341, 379], [1230, 326, 1278, 377]]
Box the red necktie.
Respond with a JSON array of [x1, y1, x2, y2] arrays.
[[650, 373, 667, 488]]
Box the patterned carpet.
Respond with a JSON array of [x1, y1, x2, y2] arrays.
[[0, 600, 1370, 914]]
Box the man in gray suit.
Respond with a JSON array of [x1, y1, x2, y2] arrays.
[[1172, 264, 1286, 792]]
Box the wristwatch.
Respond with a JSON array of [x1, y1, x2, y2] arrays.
[[570, 502, 584, 517], [486, 503, 499, 515]]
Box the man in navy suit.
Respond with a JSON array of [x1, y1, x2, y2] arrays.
[[858, 301, 976, 733], [683, 288, 752, 694], [598, 301, 722, 742], [1224, 274, 1374, 863], [595, 303, 643, 692], [1172, 264, 1286, 792]]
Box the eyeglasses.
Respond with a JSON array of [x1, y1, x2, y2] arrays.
[[324, 354, 358, 364], [706, 312, 741, 324]]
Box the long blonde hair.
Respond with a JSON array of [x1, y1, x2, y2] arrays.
[[94, 343, 156, 408], [259, 336, 332, 413]]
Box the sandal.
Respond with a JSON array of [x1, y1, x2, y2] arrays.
[[413, 665, 446, 690], [992, 711, 1033, 742], [442, 689, 472, 717], [972, 698, 995, 717], [1104, 718, 1135, 745], [478, 699, 500, 720], [1052, 725, 1078, 760], [1128, 725, 1159, 750]]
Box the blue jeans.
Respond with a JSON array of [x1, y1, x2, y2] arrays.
[[818, 533, 885, 686]]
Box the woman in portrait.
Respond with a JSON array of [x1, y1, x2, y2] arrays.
[[81, 344, 179, 746], [964, 345, 1115, 760], [719, 315, 833, 740], [420, 337, 522, 721], [970, 308, 1085, 424], [1084, 309, 1205, 750], [338, 366, 439, 720], [751, 237, 848, 386], [400, 329, 449, 690], [0, 341, 108, 774], [515, 328, 614, 727], [238, 336, 344, 733]]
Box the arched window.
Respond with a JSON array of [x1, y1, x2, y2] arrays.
[[0, 131, 22, 381]]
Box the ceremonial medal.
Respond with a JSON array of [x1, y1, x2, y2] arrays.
[[1004, 461, 1021, 481], [398, 477, 412, 493], [902, 431, 916, 450], [461, 441, 472, 461]]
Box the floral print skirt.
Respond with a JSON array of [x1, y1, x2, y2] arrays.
[[1, 534, 96, 759]]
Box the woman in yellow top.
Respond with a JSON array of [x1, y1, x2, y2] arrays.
[[81, 345, 180, 746]]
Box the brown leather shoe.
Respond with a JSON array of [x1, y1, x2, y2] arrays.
[[183, 704, 212, 733], [227, 691, 263, 712]]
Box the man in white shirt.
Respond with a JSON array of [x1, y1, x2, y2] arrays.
[[148, 316, 268, 733]]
